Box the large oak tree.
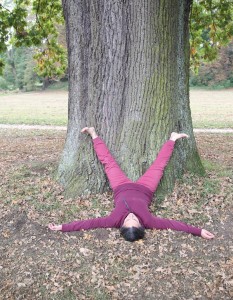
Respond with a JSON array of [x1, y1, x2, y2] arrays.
[[58, 0, 204, 197]]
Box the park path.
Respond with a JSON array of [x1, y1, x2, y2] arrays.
[[0, 124, 232, 133]]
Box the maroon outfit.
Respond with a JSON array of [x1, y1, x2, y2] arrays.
[[62, 137, 202, 236]]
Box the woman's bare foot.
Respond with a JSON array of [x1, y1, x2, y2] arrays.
[[81, 127, 98, 139], [170, 132, 189, 141]]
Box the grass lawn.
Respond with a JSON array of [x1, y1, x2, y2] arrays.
[[190, 88, 233, 128], [0, 88, 232, 128], [0, 90, 68, 126], [0, 129, 232, 299]]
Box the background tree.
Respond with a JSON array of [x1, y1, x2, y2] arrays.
[[23, 51, 39, 91], [0, 47, 40, 90], [190, 39, 233, 88]]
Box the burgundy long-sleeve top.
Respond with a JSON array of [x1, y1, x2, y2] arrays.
[[62, 183, 202, 236]]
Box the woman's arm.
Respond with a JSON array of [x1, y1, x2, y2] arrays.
[[60, 216, 116, 232], [48, 210, 121, 232], [145, 215, 214, 239], [48, 217, 115, 232]]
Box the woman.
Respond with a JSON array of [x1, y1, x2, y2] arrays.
[[48, 127, 214, 242]]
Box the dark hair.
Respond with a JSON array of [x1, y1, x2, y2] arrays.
[[120, 226, 145, 242]]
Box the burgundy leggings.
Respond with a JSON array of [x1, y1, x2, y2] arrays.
[[93, 137, 175, 193]]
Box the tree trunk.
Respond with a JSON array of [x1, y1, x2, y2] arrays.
[[58, 0, 204, 197], [42, 77, 50, 90]]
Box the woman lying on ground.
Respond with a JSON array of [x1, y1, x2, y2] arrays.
[[48, 127, 214, 242]]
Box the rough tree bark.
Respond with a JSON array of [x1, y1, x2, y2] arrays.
[[58, 0, 204, 197]]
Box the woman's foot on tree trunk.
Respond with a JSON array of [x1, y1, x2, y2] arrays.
[[170, 132, 189, 141], [81, 127, 98, 139]]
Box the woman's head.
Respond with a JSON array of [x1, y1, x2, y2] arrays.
[[121, 213, 145, 242], [120, 226, 145, 242]]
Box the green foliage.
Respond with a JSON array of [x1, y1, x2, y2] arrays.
[[0, 0, 67, 78], [190, 40, 233, 88], [0, 0, 232, 79], [0, 46, 40, 90], [190, 0, 233, 71], [34, 38, 67, 78]]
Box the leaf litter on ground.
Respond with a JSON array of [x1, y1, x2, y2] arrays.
[[0, 129, 232, 299]]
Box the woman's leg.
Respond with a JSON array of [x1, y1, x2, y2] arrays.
[[81, 127, 132, 190], [136, 133, 188, 192]]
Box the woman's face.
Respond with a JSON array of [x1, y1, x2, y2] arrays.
[[123, 213, 141, 228]]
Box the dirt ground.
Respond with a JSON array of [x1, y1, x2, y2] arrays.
[[0, 130, 232, 299]]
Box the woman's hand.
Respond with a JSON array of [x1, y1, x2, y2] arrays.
[[48, 223, 62, 231], [201, 229, 215, 239]]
